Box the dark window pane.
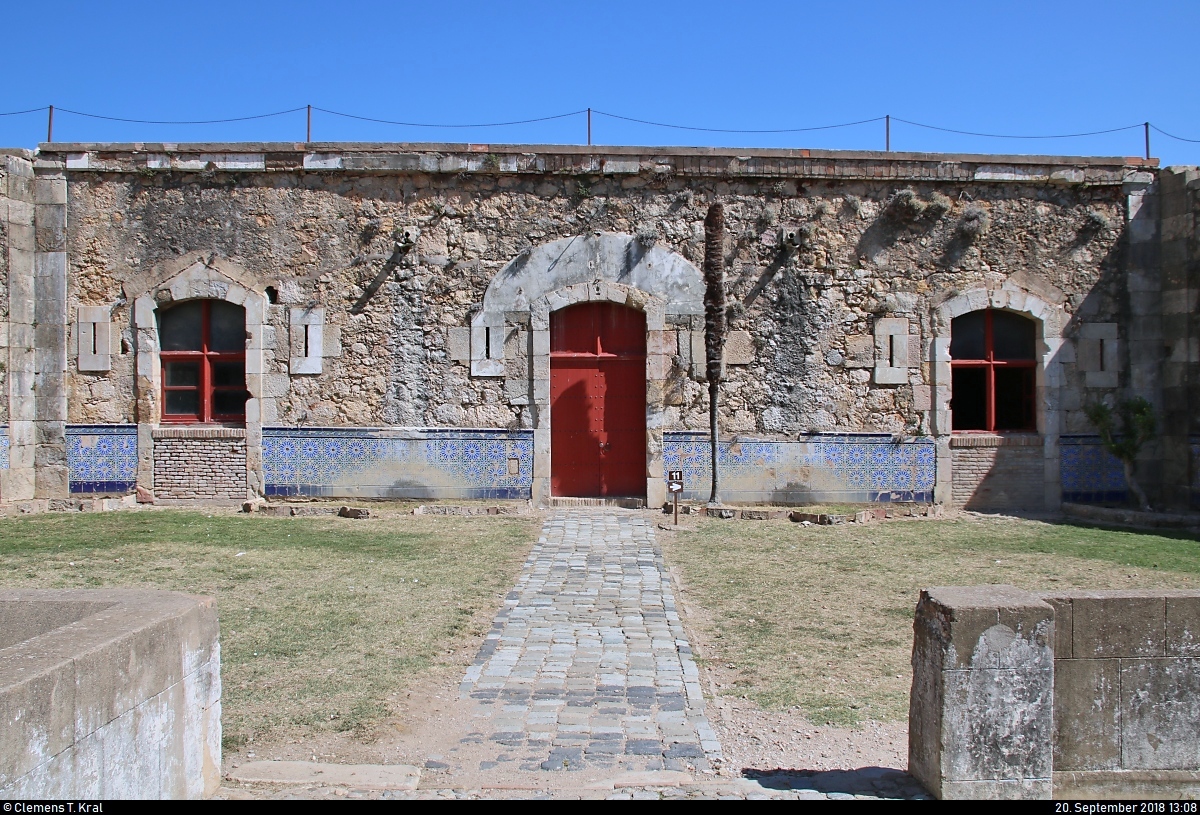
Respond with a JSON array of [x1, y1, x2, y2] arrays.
[[992, 311, 1036, 360], [164, 362, 200, 387], [209, 301, 245, 352], [951, 367, 987, 430], [211, 361, 245, 387], [159, 302, 203, 351], [995, 367, 1035, 430], [165, 390, 199, 416], [212, 389, 249, 416], [950, 311, 986, 360]]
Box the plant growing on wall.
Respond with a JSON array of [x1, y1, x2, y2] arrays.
[[1084, 397, 1157, 511], [703, 202, 726, 507]]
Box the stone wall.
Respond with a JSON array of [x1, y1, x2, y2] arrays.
[[1, 151, 35, 500], [152, 428, 247, 501], [0, 142, 1175, 505], [1045, 590, 1200, 798], [1157, 167, 1200, 509], [950, 436, 1044, 510], [54, 146, 1130, 438], [909, 585, 1200, 800]]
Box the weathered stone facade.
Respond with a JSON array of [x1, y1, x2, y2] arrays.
[[1, 143, 1196, 508]]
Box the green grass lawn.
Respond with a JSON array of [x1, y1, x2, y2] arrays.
[[659, 515, 1200, 728], [0, 508, 538, 749]]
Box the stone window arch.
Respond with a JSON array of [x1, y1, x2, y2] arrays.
[[129, 253, 267, 427], [932, 287, 1063, 437], [158, 299, 250, 424], [949, 308, 1038, 432], [127, 252, 270, 497]]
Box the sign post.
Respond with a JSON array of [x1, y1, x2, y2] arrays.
[[667, 470, 683, 525]]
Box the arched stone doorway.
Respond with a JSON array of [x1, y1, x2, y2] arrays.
[[472, 233, 705, 506], [550, 301, 647, 498]]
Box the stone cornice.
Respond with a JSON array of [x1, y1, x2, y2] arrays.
[[27, 142, 1156, 186]]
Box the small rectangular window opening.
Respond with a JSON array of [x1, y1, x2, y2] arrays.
[[485, 326, 491, 359], [304, 325, 311, 358], [889, 334, 897, 368], [1098, 339, 1106, 371]]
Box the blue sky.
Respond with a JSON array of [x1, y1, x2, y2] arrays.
[[2, 0, 1198, 165]]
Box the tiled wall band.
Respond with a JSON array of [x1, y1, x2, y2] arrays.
[[663, 432, 937, 504], [66, 425, 138, 494]]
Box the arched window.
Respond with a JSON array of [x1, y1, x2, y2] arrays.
[[158, 300, 249, 423], [950, 309, 1036, 431]]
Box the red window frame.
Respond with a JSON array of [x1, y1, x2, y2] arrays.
[[951, 309, 1037, 432], [160, 300, 247, 424]]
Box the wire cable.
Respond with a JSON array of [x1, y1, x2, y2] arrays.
[[54, 106, 307, 124], [0, 106, 50, 117], [891, 117, 1143, 140], [1150, 124, 1200, 144], [313, 107, 586, 128], [9, 103, 1196, 146], [592, 110, 885, 134]]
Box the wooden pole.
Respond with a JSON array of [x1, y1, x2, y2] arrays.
[[886, 114, 890, 151], [587, 108, 591, 146], [47, 105, 54, 142], [1144, 122, 1150, 160], [307, 105, 312, 143]]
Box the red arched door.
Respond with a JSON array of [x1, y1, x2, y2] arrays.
[[550, 302, 647, 498]]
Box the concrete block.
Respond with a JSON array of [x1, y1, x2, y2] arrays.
[[647, 353, 669, 381], [909, 586, 1054, 800], [1085, 371, 1119, 389], [1053, 658, 1121, 771], [1079, 322, 1119, 341], [320, 325, 341, 358], [1166, 596, 1200, 657], [447, 327, 470, 362], [35, 177, 67, 205], [1119, 658, 1200, 771], [133, 296, 156, 329], [504, 377, 530, 405], [261, 374, 290, 399], [243, 348, 263, 376], [472, 358, 504, 378], [725, 330, 754, 365], [34, 251, 67, 288], [35, 205, 66, 252], [1071, 594, 1165, 659], [647, 330, 673, 356], [0, 589, 221, 798]]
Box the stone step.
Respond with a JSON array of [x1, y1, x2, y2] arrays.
[[548, 497, 645, 509]]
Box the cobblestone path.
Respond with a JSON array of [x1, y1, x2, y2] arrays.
[[458, 510, 721, 773]]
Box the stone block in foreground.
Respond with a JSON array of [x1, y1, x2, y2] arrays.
[[908, 585, 1054, 799], [0, 588, 221, 799]]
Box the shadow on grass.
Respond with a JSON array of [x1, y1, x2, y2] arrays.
[[742, 766, 929, 799], [946, 510, 1200, 574]]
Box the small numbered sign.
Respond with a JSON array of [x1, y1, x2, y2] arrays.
[[668, 470, 683, 481]]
